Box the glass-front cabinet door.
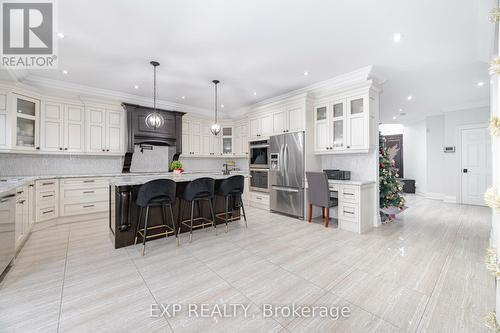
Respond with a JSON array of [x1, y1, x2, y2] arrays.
[[14, 94, 40, 150], [331, 100, 345, 150], [222, 126, 233, 155]]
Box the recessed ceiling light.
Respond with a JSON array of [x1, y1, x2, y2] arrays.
[[393, 33, 402, 43], [477, 81, 484, 87], [253, 92, 257, 96], [399, 108, 403, 112], [133, 84, 139, 89], [303, 71, 309, 76], [57, 32, 65, 39], [407, 95, 412, 101], [62, 70, 68, 75], [220, 104, 225, 108], [181, 96, 186, 99], [392, 116, 397, 120]]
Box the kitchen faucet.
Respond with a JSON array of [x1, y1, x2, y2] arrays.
[[222, 163, 230, 175]]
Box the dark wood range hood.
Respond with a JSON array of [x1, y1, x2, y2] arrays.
[[121, 103, 185, 173]]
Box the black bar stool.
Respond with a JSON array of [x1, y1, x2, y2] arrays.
[[179, 177, 217, 242], [134, 179, 178, 255], [215, 175, 247, 232]]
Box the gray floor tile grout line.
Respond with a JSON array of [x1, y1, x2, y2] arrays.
[[186, 243, 286, 331], [125, 248, 176, 333], [413, 205, 466, 333], [56, 227, 71, 333], [187, 222, 391, 330]]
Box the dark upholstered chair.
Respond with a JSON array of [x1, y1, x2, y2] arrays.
[[179, 177, 216, 242], [305, 171, 338, 227], [215, 175, 247, 231], [134, 179, 178, 255]]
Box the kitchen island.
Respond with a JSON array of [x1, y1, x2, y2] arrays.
[[109, 173, 248, 248]]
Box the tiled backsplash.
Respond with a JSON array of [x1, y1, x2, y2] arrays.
[[0, 150, 249, 177], [320, 152, 377, 180], [0, 154, 123, 176]]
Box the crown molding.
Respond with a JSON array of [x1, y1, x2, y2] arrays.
[[441, 100, 490, 113], [233, 65, 378, 115], [21, 74, 214, 117]]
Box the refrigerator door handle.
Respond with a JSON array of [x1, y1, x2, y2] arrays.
[[272, 186, 299, 193]]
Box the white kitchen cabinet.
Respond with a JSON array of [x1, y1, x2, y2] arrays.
[[190, 121, 202, 155], [86, 107, 106, 153], [35, 179, 59, 222], [86, 107, 124, 154], [59, 178, 109, 217], [13, 94, 40, 151], [273, 109, 287, 134], [233, 122, 249, 157], [41, 101, 64, 152], [106, 109, 124, 153], [249, 112, 273, 139], [249, 117, 261, 139], [0, 93, 8, 149], [15, 182, 34, 251], [287, 105, 305, 133], [314, 104, 330, 152], [314, 92, 374, 154], [41, 102, 85, 153], [64, 104, 85, 152], [260, 114, 273, 137], [222, 126, 233, 155]]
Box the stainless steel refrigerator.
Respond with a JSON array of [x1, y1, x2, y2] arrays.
[[269, 131, 305, 218]]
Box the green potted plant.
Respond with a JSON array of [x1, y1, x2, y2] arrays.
[[170, 160, 184, 175]]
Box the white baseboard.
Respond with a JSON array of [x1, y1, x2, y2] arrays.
[[425, 192, 445, 201], [443, 195, 457, 204]]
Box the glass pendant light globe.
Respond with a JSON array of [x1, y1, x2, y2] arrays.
[[211, 123, 221, 135]]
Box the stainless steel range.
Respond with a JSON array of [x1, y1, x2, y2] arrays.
[[269, 131, 305, 218]]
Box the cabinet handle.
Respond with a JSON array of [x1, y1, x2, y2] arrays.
[[83, 180, 95, 183], [106, 149, 110, 152], [83, 204, 95, 208], [343, 210, 355, 215], [59, 147, 63, 150], [64, 148, 68, 150], [36, 147, 40, 150], [102, 149, 105, 152], [17, 190, 24, 194], [343, 192, 355, 196], [42, 209, 54, 214], [346, 146, 350, 148], [18, 199, 26, 204], [83, 191, 95, 194], [42, 194, 54, 198], [42, 182, 54, 186]]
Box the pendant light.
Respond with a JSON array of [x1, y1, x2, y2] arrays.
[[145, 61, 164, 129], [210, 79, 221, 135]]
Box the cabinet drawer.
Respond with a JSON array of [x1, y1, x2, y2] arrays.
[[37, 189, 57, 205], [339, 202, 359, 222], [250, 192, 269, 202], [62, 200, 108, 216], [61, 187, 109, 204], [339, 185, 359, 203], [61, 178, 109, 189], [36, 179, 58, 191], [37, 206, 57, 222]]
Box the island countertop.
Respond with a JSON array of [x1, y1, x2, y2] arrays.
[[109, 172, 249, 187]]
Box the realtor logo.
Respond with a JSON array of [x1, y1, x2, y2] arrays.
[[1, 1, 57, 68]]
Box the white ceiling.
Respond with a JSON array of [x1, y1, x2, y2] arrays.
[[1, 0, 494, 123]]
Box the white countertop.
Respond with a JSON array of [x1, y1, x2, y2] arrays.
[[328, 179, 375, 186], [0, 171, 249, 194], [109, 172, 249, 186]]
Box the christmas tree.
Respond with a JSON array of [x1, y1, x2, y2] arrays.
[[379, 133, 405, 209]]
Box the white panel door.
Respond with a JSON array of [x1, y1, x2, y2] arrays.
[[86, 107, 106, 153], [249, 117, 260, 138], [106, 110, 123, 153], [273, 110, 287, 134], [461, 126, 491, 205], [64, 104, 84, 152], [41, 102, 64, 151], [260, 114, 273, 137]]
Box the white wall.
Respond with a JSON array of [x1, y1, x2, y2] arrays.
[[443, 107, 490, 201], [399, 107, 490, 202], [402, 120, 427, 195]]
